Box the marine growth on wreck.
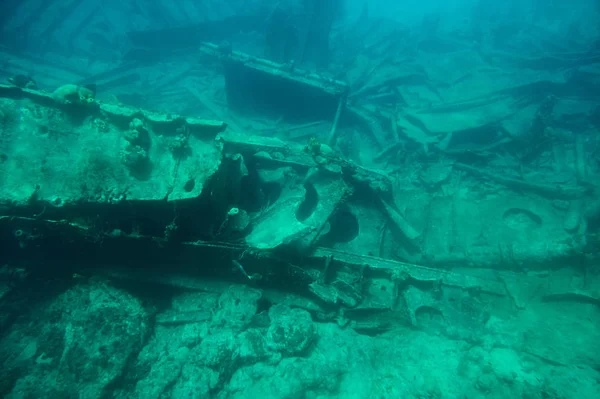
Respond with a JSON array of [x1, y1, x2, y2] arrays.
[[1, 1, 600, 398]]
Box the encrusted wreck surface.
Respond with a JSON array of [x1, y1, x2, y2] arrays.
[[1, 80, 598, 343], [0, 84, 225, 206], [1, 2, 600, 396], [0, 82, 595, 272]]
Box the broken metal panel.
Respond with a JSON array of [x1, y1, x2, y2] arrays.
[[199, 43, 347, 96], [311, 247, 507, 297], [199, 42, 348, 122], [421, 191, 583, 269], [246, 172, 349, 250], [385, 160, 588, 269]]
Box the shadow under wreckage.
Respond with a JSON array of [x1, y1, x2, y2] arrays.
[[0, 45, 594, 336]]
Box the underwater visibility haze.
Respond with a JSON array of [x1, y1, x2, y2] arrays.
[[1, 0, 600, 398]]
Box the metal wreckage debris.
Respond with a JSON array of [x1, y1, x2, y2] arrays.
[[0, 45, 598, 335]]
